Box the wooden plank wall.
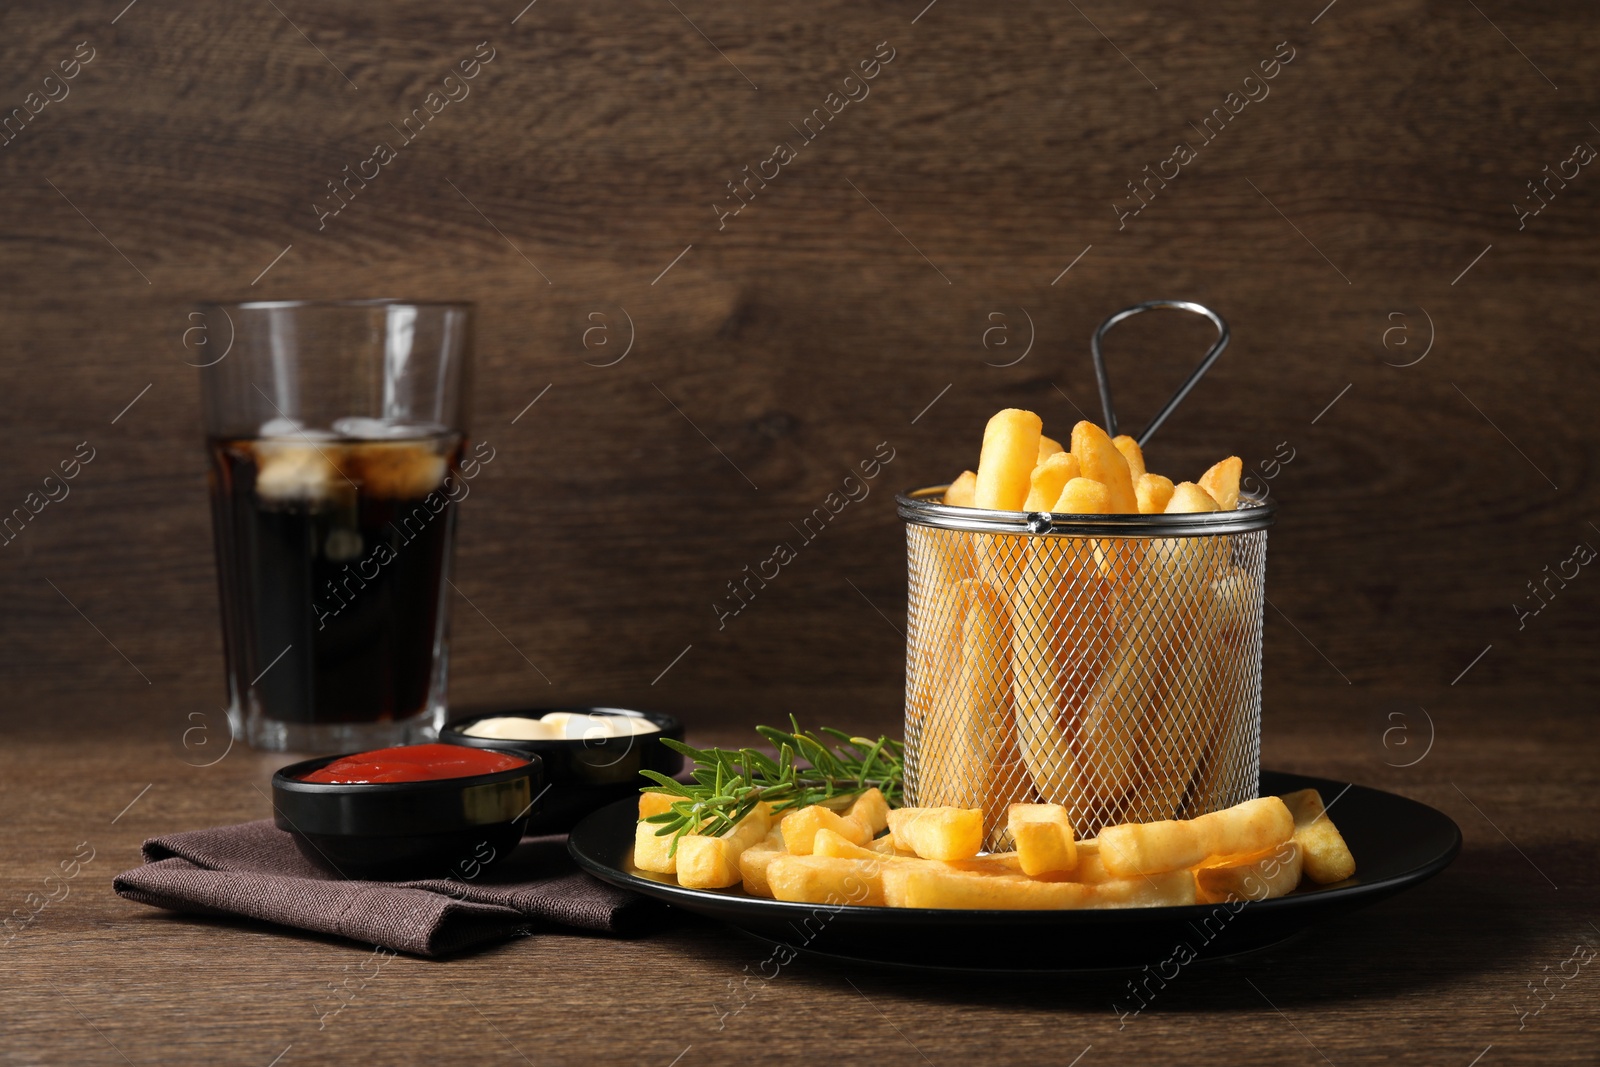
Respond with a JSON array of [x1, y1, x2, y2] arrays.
[[0, 0, 1594, 741]]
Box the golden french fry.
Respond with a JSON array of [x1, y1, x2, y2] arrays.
[[1141, 577, 1224, 820], [868, 834, 913, 856], [738, 845, 785, 898], [973, 410, 1038, 600], [1038, 434, 1065, 462], [1112, 435, 1146, 481], [1166, 481, 1221, 515], [1198, 456, 1243, 511], [1049, 837, 1115, 884], [944, 470, 978, 507], [819, 827, 1026, 867], [1136, 475, 1235, 819], [1008, 804, 1078, 875], [915, 580, 985, 805], [882, 864, 1195, 910], [1070, 425, 1140, 587], [819, 828, 1032, 875], [1071, 568, 1172, 823], [1052, 476, 1110, 514], [1188, 568, 1258, 812], [887, 806, 985, 861], [1024, 452, 1081, 511], [1099, 797, 1295, 877], [633, 820, 682, 874], [676, 805, 773, 889], [917, 582, 1030, 836], [1156, 481, 1228, 586], [1010, 537, 1076, 807], [943, 852, 1029, 876], [1091, 539, 1145, 587], [1280, 789, 1357, 884], [1071, 421, 1137, 513], [1070, 475, 1231, 827], [1148, 488, 1241, 818], [813, 827, 888, 861], [1135, 472, 1175, 515], [976, 535, 1026, 601], [1014, 487, 1113, 808], [811, 828, 1038, 877], [781, 803, 872, 855], [639, 792, 675, 819], [906, 540, 980, 732], [846, 788, 890, 837], [975, 409, 1043, 511], [768, 855, 886, 906], [1194, 840, 1302, 904]]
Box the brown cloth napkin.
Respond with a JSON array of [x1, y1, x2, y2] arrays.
[[113, 820, 652, 957]]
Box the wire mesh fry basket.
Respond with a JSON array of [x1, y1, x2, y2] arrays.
[[897, 491, 1274, 848]]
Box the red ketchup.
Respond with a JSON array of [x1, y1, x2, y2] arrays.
[[300, 743, 525, 784]]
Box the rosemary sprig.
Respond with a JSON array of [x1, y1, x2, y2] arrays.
[[639, 717, 904, 856]]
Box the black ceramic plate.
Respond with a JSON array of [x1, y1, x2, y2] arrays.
[[568, 770, 1460, 971]]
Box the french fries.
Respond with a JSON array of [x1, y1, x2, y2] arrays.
[[887, 806, 985, 861], [1141, 576, 1224, 820], [781, 803, 871, 855], [1010, 534, 1082, 805], [1048, 837, 1114, 884], [1008, 804, 1078, 875], [1166, 480, 1221, 515], [1281, 788, 1357, 884], [1188, 567, 1258, 812], [883, 864, 1196, 910], [944, 470, 977, 508], [738, 845, 785, 897], [908, 574, 981, 733], [639, 792, 675, 819], [972, 409, 1040, 601], [1099, 797, 1294, 877], [1135, 472, 1174, 515], [846, 787, 891, 837], [1194, 840, 1302, 904], [1052, 476, 1110, 515], [1071, 554, 1177, 819], [768, 855, 886, 906], [868, 834, 915, 857], [1024, 451, 1081, 511], [975, 409, 1042, 511], [943, 414, 1246, 524], [1070, 421, 1137, 514], [812, 826, 888, 861], [633, 819, 681, 874], [638, 788, 1353, 910], [676, 805, 772, 889], [925, 408, 1295, 884], [1112, 434, 1146, 481], [1198, 456, 1243, 511], [916, 582, 1029, 829]]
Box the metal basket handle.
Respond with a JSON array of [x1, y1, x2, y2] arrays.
[[1090, 300, 1230, 447]]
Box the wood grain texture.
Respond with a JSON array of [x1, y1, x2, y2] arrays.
[[1, 0, 1597, 728], [0, 1, 1597, 1056], [1, 690, 1596, 1065]]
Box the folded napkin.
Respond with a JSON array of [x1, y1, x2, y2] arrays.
[[114, 820, 652, 957]]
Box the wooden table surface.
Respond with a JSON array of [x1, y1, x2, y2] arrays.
[[3, 0, 1598, 1062], [3, 687, 1594, 1067]]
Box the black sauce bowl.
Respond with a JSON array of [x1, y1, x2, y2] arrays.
[[441, 707, 683, 834], [270, 747, 541, 880]]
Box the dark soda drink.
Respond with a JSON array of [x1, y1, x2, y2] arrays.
[[207, 432, 463, 737]]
